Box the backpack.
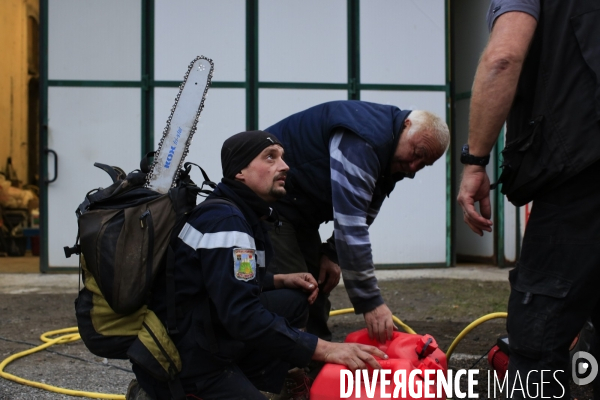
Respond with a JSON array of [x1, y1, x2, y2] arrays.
[[66, 154, 214, 399]]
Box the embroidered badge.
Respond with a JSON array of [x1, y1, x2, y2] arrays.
[[233, 248, 256, 281]]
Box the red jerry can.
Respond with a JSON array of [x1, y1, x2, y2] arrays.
[[310, 329, 448, 399]]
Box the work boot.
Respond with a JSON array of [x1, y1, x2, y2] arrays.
[[126, 379, 153, 400], [274, 367, 311, 400]]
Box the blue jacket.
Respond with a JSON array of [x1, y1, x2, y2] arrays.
[[265, 100, 410, 227], [145, 182, 317, 387]]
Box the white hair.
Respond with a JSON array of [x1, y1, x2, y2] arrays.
[[406, 110, 450, 155]]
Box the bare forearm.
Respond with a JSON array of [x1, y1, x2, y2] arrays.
[[313, 339, 333, 362], [468, 11, 538, 157], [457, 11, 537, 236], [469, 57, 521, 156]]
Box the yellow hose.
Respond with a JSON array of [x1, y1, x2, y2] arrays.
[[445, 312, 508, 360], [0, 328, 125, 399], [330, 307, 417, 334], [0, 309, 507, 398], [330, 308, 508, 361]]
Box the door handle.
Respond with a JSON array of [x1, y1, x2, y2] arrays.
[[45, 148, 58, 184]]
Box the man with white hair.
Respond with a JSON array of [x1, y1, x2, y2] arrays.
[[265, 100, 450, 344]]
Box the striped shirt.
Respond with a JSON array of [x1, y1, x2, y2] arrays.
[[330, 129, 388, 313]]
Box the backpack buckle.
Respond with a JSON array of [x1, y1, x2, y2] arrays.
[[64, 245, 81, 258]]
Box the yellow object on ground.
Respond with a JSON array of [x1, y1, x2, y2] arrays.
[[0, 310, 507, 399]]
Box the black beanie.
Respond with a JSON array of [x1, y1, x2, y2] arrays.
[[221, 130, 283, 179]]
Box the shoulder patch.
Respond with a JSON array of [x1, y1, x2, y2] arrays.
[[233, 248, 256, 281]]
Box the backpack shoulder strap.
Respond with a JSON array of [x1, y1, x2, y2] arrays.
[[195, 197, 238, 212]]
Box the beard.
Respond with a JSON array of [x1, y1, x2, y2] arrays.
[[269, 173, 287, 199], [269, 186, 287, 199]]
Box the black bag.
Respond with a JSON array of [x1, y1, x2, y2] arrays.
[[493, 116, 566, 206], [71, 157, 210, 314], [67, 155, 214, 398]]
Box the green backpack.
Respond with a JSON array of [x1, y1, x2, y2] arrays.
[[66, 155, 213, 399]]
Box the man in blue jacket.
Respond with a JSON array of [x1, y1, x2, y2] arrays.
[[265, 101, 449, 343], [128, 130, 387, 399]]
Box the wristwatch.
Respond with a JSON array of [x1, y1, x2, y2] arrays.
[[460, 144, 490, 166]]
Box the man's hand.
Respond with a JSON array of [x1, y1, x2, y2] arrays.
[[318, 255, 341, 294], [313, 339, 387, 371], [363, 303, 396, 344], [458, 12, 537, 234], [274, 273, 319, 304], [457, 165, 493, 236]]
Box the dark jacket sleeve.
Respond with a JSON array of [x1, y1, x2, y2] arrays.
[[261, 271, 276, 290], [182, 207, 317, 367]]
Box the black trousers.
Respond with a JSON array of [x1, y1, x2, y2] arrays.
[[506, 161, 600, 399], [134, 288, 309, 399], [268, 216, 333, 341]]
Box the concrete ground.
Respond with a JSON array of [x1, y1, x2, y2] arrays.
[[0, 255, 514, 399], [0, 255, 510, 295], [0, 266, 511, 295]]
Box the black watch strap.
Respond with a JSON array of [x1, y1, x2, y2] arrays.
[[460, 144, 490, 166]]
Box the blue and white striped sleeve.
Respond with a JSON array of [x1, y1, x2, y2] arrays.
[[330, 130, 384, 314]]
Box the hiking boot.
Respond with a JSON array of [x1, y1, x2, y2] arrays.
[[274, 368, 311, 400], [126, 379, 153, 400]]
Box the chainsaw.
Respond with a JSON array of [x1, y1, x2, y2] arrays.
[[145, 55, 214, 193]]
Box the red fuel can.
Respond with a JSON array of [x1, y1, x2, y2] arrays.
[[310, 329, 448, 399]]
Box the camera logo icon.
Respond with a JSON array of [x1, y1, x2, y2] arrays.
[[572, 351, 598, 386]]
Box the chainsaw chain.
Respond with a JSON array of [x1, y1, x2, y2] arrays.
[[145, 55, 214, 189]]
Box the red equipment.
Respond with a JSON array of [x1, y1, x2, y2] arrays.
[[310, 329, 448, 400], [487, 336, 510, 381], [487, 345, 509, 381]]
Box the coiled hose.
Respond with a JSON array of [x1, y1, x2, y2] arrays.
[[0, 310, 507, 399]]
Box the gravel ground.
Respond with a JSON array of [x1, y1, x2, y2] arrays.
[[0, 276, 593, 399], [0, 292, 132, 399]]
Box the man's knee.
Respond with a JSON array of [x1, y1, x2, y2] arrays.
[[261, 289, 309, 329], [284, 289, 310, 329]]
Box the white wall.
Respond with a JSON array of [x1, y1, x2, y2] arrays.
[[46, 1, 141, 268], [45, 0, 450, 268]]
